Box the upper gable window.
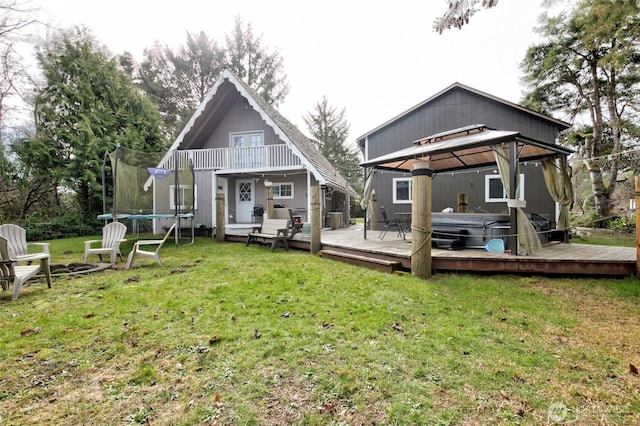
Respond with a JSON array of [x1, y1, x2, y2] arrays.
[[231, 131, 264, 148], [231, 131, 264, 168]]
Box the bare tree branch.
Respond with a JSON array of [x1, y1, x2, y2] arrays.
[[0, 0, 38, 39]]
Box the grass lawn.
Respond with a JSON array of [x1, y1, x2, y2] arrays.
[[0, 235, 638, 425]]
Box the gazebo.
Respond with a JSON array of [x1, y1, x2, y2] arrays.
[[360, 124, 574, 277]]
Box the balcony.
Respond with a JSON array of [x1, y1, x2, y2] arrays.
[[163, 145, 303, 172]]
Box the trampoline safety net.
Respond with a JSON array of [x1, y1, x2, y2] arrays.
[[104, 146, 195, 216]]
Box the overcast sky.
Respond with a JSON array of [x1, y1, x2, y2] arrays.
[[32, 0, 562, 145]]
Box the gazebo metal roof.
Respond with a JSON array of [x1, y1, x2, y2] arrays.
[[360, 124, 573, 172]]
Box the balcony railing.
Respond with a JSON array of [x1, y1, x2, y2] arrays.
[[163, 145, 303, 171]]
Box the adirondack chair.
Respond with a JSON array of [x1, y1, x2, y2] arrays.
[[126, 223, 176, 270], [0, 224, 50, 263], [0, 236, 52, 300], [84, 222, 128, 266]]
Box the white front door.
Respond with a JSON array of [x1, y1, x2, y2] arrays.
[[236, 179, 254, 223]]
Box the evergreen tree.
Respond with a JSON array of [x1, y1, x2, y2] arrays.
[[137, 32, 225, 139], [520, 0, 640, 220], [138, 21, 289, 139], [25, 27, 167, 219], [225, 16, 289, 107], [304, 96, 360, 182]]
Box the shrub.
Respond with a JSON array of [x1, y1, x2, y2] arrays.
[[21, 211, 102, 240], [609, 216, 635, 234]]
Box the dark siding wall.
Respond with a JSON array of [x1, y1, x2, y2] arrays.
[[430, 163, 554, 218], [372, 163, 554, 221], [366, 88, 564, 221], [368, 89, 561, 159]]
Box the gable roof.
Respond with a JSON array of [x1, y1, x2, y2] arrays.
[[164, 69, 355, 196], [356, 82, 571, 143]]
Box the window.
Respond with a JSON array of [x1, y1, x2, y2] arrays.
[[273, 182, 294, 199], [393, 178, 412, 204], [484, 174, 525, 203], [170, 185, 197, 211], [230, 131, 264, 168]]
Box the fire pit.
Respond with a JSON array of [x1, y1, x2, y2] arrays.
[[48, 263, 111, 276]]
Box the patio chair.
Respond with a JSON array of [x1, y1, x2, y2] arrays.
[[0, 224, 50, 263], [378, 206, 405, 240], [126, 223, 176, 270], [0, 236, 52, 300], [84, 222, 127, 266]]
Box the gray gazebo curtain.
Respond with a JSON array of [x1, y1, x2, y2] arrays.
[[492, 145, 543, 255], [541, 156, 573, 231]]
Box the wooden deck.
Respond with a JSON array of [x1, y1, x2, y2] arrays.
[[285, 225, 638, 277]]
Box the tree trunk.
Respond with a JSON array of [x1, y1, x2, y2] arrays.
[[588, 160, 610, 219], [588, 58, 611, 220], [604, 71, 622, 212]]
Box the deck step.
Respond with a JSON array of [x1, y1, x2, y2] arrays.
[[320, 249, 402, 273]]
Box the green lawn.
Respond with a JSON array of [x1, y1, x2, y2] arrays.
[[0, 236, 638, 425]]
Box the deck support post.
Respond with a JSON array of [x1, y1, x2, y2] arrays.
[[411, 161, 433, 279], [310, 185, 321, 254], [635, 176, 640, 280], [215, 191, 225, 243], [265, 180, 274, 219], [509, 141, 519, 255]]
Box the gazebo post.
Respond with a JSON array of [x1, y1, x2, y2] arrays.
[[411, 160, 433, 279], [509, 142, 519, 255]]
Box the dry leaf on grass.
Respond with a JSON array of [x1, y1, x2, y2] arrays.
[[214, 394, 223, 408], [20, 327, 41, 336]]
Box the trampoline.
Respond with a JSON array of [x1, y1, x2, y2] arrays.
[[99, 146, 196, 245]]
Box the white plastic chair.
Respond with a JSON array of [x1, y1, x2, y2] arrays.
[[84, 222, 128, 266], [0, 224, 50, 263], [0, 236, 52, 300], [126, 223, 176, 270]]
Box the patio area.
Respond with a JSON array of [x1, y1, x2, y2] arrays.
[[287, 225, 637, 277]]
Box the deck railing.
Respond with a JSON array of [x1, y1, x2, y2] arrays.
[[163, 145, 302, 171]]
